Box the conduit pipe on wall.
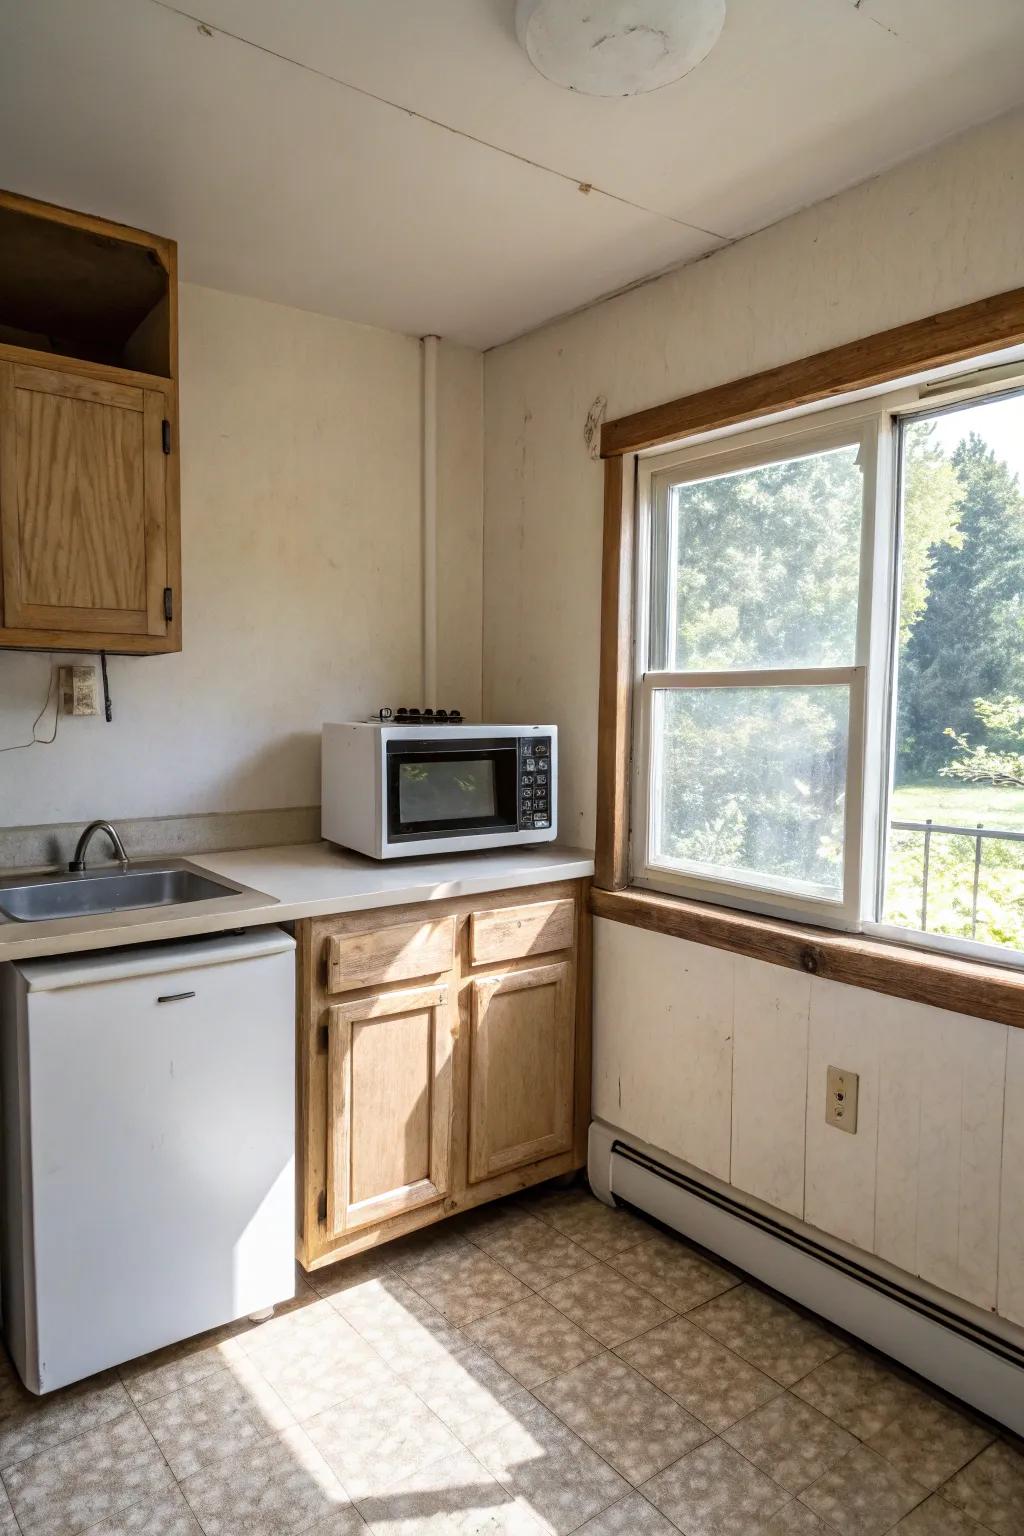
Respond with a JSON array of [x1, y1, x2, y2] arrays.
[[422, 334, 440, 709]]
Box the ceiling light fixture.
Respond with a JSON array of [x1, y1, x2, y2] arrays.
[[515, 0, 726, 98]]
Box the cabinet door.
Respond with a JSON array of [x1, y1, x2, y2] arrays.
[[324, 983, 455, 1235], [468, 962, 574, 1184], [0, 362, 171, 638]]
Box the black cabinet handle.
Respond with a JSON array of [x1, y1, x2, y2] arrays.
[[156, 990, 196, 1004]]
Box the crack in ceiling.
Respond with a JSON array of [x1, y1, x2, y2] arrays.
[[149, 0, 732, 243]]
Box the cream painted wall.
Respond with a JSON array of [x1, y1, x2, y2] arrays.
[[483, 108, 1024, 1328], [482, 106, 1024, 843], [0, 284, 483, 828]]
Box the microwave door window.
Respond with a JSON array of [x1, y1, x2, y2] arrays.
[[387, 745, 518, 840], [399, 759, 496, 823]]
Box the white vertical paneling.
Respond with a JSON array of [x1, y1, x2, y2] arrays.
[[731, 956, 811, 1219], [998, 1029, 1024, 1327], [873, 993, 924, 1276], [804, 979, 881, 1253], [592, 919, 1020, 1326], [593, 919, 734, 1182], [913, 1009, 1007, 1311]]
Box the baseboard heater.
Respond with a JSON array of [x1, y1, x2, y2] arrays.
[[588, 1121, 1024, 1436]]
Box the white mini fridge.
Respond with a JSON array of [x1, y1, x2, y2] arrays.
[[0, 927, 296, 1393]]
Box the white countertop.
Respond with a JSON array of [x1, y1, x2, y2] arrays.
[[0, 841, 595, 964]]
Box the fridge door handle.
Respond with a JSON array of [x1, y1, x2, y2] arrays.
[[156, 990, 197, 1004]]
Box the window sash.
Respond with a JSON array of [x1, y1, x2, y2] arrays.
[[632, 409, 882, 929], [641, 415, 877, 674], [630, 381, 1024, 964], [631, 667, 866, 926]]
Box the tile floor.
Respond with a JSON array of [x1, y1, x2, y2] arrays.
[[0, 1186, 1021, 1536]]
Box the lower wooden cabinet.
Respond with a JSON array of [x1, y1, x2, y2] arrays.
[[323, 984, 455, 1236], [468, 962, 574, 1184], [296, 877, 590, 1270]]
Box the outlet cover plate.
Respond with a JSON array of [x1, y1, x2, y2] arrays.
[[826, 1065, 858, 1134]]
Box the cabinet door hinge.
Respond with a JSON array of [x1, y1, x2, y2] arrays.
[[161, 419, 171, 455], [317, 1190, 328, 1223], [163, 587, 174, 622]]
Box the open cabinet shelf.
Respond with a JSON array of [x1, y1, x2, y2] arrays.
[[0, 190, 180, 655]]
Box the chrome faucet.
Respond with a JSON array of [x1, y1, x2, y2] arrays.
[[69, 822, 130, 873]]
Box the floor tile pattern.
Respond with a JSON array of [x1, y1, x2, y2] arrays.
[[0, 1188, 1016, 1536]]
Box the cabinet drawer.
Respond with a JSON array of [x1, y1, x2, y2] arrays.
[[469, 898, 575, 966], [325, 915, 456, 994]]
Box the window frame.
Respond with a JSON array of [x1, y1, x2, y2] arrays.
[[632, 385, 1024, 959], [593, 284, 1024, 1010], [863, 385, 1024, 969], [631, 404, 889, 931]]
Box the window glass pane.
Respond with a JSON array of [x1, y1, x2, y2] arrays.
[[650, 685, 850, 900], [668, 443, 864, 670], [885, 392, 1024, 951]]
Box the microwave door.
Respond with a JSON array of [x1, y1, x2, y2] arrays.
[[385, 743, 518, 845]]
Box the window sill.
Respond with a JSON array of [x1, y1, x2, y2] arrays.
[[590, 884, 1024, 1030]]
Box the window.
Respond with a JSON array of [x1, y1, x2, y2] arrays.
[[632, 379, 1024, 963], [883, 392, 1024, 956]]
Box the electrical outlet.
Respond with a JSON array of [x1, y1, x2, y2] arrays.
[[826, 1065, 858, 1133], [59, 665, 99, 717]]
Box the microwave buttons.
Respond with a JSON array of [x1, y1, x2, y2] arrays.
[[525, 758, 537, 770], [521, 773, 534, 785], [536, 773, 548, 785], [533, 816, 550, 828]]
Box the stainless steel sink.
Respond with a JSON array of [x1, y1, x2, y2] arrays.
[[0, 860, 259, 923]]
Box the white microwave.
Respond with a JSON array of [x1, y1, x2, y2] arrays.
[[321, 720, 558, 859]]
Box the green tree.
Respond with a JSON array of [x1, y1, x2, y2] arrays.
[[941, 695, 1024, 790], [673, 442, 863, 669], [897, 421, 963, 646], [898, 433, 1024, 778]]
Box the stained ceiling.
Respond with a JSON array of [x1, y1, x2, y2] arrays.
[[1, 0, 1022, 348]]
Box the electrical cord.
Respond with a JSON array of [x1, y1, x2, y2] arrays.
[[0, 667, 60, 753]]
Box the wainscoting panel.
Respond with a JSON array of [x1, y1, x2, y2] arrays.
[[594, 916, 1019, 1325]]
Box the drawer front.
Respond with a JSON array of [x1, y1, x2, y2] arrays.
[[325, 915, 456, 994], [470, 898, 575, 967]]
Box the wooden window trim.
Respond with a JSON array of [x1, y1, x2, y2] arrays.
[[600, 285, 1024, 458], [591, 886, 1024, 1031], [594, 285, 1024, 1023]]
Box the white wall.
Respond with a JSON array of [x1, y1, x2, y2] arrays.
[[482, 106, 1024, 844], [483, 107, 1024, 1327], [0, 284, 483, 827]]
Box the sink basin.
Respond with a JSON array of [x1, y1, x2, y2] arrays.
[[0, 861, 252, 923]]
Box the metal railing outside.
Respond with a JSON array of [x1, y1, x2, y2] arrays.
[[891, 818, 1024, 937]]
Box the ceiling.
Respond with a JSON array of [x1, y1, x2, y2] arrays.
[[1, 0, 1023, 349]]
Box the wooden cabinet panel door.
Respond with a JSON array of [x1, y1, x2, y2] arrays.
[[325, 984, 455, 1235], [468, 962, 575, 1184], [0, 362, 170, 637]]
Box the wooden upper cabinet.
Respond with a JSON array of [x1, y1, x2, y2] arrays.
[[468, 960, 575, 1184], [0, 190, 179, 653]]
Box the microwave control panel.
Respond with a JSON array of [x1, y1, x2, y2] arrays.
[[518, 735, 552, 830]]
